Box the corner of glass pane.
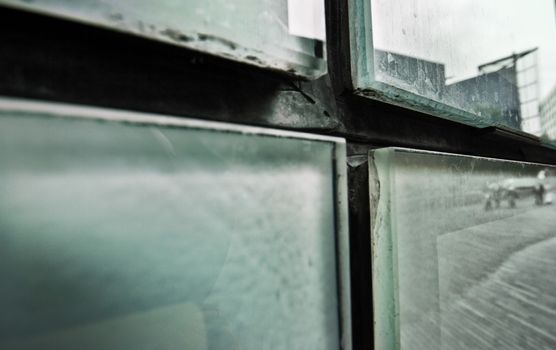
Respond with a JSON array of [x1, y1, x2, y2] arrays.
[[0, 0, 328, 79], [369, 147, 556, 350], [350, 0, 556, 144], [0, 96, 352, 350]]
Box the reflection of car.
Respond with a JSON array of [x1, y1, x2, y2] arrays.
[[484, 177, 550, 210]]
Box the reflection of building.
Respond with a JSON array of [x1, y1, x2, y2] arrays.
[[540, 86, 556, 140], [445, 49, 539, 132], [445, 66, 520, 129], [374, 49, 446, 100], [375, 48, 540, 133]]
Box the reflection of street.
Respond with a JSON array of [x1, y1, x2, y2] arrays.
[[438, 202, 556, 349], [385, 150, 556, 350]]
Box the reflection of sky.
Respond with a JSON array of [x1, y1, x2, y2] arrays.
[[371, 0, 556, 99]]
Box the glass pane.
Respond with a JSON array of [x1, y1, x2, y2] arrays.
[[0, 0, 326, 78], [0, 98, 350, 350], [351, 0, 556, 141], [369, 147, 556, 350], [542, 88, 556, 139]]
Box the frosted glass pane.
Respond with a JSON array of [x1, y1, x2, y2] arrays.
[[369, 148, 556, 350], [0, 0, 326, 78], [0, 98, 350, 350], [351, 0, 556, 141]]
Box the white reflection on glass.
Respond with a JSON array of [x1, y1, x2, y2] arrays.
[[370, 0, 556, 138], [370, 148, 556, 350]]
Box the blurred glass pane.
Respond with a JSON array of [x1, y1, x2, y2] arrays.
[[0, 0, 326, 78], [370, 148, 556, 350], [351, 0, 556, 140], [0, 98, 349, 350]]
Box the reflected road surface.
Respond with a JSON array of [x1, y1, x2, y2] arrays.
[[438, 201, 556, 350]]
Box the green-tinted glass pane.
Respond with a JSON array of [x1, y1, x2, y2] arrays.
[[351, 0, 556, 142], [370, 147, 556, 350], [0, 0, 326, 78], [0, 98, 350, 350]]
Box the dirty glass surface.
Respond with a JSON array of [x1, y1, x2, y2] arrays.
[[351, 0, 556, 141], [0, 0, 326, 78], [369, 148, 556, 350], [0, 99, 347, 350]]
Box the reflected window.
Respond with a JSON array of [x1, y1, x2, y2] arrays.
[[0, 98, 351, 350], [0, 0, 327, 78], [541, 87, 556, 139], [350, 0, 556, 140], [369, 147, 556, 350]]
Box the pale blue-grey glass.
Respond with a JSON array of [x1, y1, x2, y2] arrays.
[[0, 0, 326, 78], [369, 147, 556, 350], [0, 101, 345, 350], [350, 0, 556, 141]]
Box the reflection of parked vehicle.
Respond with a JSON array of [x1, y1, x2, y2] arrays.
[[484, 177, 550, 210]]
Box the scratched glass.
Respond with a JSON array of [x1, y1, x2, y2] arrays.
[[0, 99, 348, 350], [350, 0, 556, 141], [0, 0, 327, 78], [369, 147, 556, 350]]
